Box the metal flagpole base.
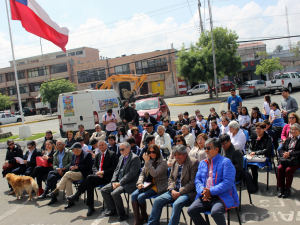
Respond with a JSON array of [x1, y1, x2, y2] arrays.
[[19, 126, 32, 139]]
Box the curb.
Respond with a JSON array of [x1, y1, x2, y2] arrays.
[[0, 133, 61, 149], [168, 100, 225, 106], [0, 117, 57, 128]]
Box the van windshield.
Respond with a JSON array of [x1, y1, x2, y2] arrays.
[[135, 100, 159, 110]]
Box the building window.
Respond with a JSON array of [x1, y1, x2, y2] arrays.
[[0, 74, 4, 83], [19, 85, 28, 94], [29, 83, 42, 92], [56, 54, 66, 58], [28, 67, 49, 78], [5, 70, 25, 81], [0, 88, 6, 95], [8, 87, 16, 95], [77, 68, 106, 84], [136, 57, 168, 74], [114, 64, 130, 74], [18, 61, 25, 65], [76, 51, 83, 55], [68, 52, 75, 56], [50, 63, 68, 74]]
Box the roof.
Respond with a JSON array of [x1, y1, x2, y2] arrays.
[[238, 42, 266, 49]]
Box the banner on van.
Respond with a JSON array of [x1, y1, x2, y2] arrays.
[[63, 96, 75, 117], [99, 98, 118, 112]]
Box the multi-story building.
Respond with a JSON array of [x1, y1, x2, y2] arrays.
[[0, 47, 99, 112]]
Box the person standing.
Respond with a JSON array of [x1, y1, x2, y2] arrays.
[[131, 102, 140, 127], [120, 101, 137, 131], [102, 109, 118, 136], [227, 88, 242, 114], [281, 88, 298, 123]]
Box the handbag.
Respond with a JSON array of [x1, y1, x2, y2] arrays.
[[246, 155, 267, 162], [36, 157, 53, 167], [2, 163, 15, 171], [279, 156, 299, 166]]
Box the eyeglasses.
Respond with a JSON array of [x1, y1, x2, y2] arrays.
[[27, 145, 33, 148], [148, 151, 156, 154], [204, 146, 216, 150], [289, 117, 295, 119], [95, 127, 100, 129], [119, 148, 126, 152], [221, 141, 228, 146], [178, 115, 182, 117], [176, 140, 182, 143]]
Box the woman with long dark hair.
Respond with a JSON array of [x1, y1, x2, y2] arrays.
[[263, 95, 271, 120]]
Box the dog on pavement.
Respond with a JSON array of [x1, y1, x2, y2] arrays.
[[5, 173, 38, 200]]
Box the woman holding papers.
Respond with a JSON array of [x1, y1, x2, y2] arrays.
[[131, 144, 168, 225], [31, 140, 55, 196]]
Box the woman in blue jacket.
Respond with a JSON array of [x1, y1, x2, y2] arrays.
[[187, 138, 239, 225]]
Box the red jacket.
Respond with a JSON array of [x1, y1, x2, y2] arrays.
[[281, 124, 290, 141]]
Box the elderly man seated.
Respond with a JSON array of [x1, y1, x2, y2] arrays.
[[89, 124, 106, 142], [182, 125, 195, 148], [227, 121, 246, 154], [66, 140, 118, 216], [155, 125, 172, 157], [188, 138, 239, 225], [38, 140, 72, 199], [47, 142, 93, 209], [148, 145, 199, 225], [101, 142, 141, 222]]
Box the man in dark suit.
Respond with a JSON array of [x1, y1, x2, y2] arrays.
[[120, 101, 137, 130], [66, 140, 118, 216], [101, 142, 141, 222], [143, 112, 158, 126], [174, 113, 189, 129], [48, 142, 93, 209], [189, 118, 202, 140], [163, 118, 176, 139], [11, 140, 41, 176]]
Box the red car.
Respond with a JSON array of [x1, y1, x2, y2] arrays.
[[208, 82, 235, 93], [136, 97, 170, 122]]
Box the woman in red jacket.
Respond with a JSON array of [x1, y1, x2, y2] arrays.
[[281, 113, 300, 142]]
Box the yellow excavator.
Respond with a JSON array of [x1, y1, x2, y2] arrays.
[[95, 74, 148, 101]]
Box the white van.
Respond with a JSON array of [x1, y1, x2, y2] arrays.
[[57, 89, 122, 137]]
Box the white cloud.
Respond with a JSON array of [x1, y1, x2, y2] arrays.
[[0, 0, 299, 68]]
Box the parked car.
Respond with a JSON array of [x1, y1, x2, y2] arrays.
[[239, 80, 269, 99], [15, 107, 36, 116], [187, 84, 208, 95], [0, 113, 22, 125], [136, 97, 170, 122], [265, 72, 300, 94], [208, 82, 235, 93]]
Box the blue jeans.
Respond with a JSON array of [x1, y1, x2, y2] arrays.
[[131, 188, 157, 204], [148, 191, 191, 225]]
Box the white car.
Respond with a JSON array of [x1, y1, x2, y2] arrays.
[[187, 84, 208, 96], [0, 113, 22, 125]]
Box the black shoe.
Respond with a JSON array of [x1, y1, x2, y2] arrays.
[[105, 209, 117, 216], [66, 192, 81, 202], [250, 185, 259, 194], [64, 201, 75, 209], [278, 188, 285, 198], [282, 189, 291, 198], [118, 211, 128, 222], [87, 207, 95, 217], [48, 196, 57, 205], [37, 190, 49, 199], [46, 192, 58, 198]]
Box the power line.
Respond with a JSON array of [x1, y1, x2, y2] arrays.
[[237, 35, 300, 43], [186, 0, 200, 32]]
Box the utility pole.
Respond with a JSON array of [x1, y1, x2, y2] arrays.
[[285, 6, 291, 50], [169, 47, 177, 96], [198, 0, 204, 34], [207, 0, 218, 100]]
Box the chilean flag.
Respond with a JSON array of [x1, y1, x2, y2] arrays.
[[10, 0, 69, 52]]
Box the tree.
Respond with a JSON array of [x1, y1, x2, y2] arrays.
[[257, 51, 269, 59], [175, 27, 243, 98], [0, 93, 13, 110], [273, 45, 283, 54], [39, 78, 76, 104], [254, 57, 284, 80], [291, 41, 300, 57]]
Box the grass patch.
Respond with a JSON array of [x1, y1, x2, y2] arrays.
[[0, 132, 56, 143]]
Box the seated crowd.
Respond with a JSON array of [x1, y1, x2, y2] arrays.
[[2, 100, 300, 224]]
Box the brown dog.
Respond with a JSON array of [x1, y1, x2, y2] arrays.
[[5, 173, 38, 200]]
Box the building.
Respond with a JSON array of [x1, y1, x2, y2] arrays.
[[0, 47, 99, 112], [73, 49, 179, 99]]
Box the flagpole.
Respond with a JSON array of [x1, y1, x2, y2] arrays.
[[5, 0, 25, 126], [40, 38, 47, 81]]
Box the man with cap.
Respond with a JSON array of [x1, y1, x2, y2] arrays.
[[143, 112, 158, 126], [66, 140, 118, 216], [47, 142, 93, 209], [140, 123, 158, 148]]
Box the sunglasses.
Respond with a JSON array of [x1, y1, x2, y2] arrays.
[[27, 145, 33, 148], [176, 140, 182, 143], [119, 148, 126, 152], [204, 146, 216, 150], [289, 117, 295, 119], [148, 151, 156, 154], [9, 143, 14, 146]]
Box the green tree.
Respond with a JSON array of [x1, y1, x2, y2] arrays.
[[175, 27, 243, 98], [291, 41, 300, 57], [254, 57, 284, 80], [257, 51, 269, 59], [274, 45, 283, 54], [39, 78, 76, 104], [0, 93, 13, 110]]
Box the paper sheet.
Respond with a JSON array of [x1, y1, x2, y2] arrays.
[[14, 157, 24, 164]]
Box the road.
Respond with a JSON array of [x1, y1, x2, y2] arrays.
[[0, 92, 300, 224]]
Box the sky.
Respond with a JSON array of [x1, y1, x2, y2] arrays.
[[0, 0, 299, 68]]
